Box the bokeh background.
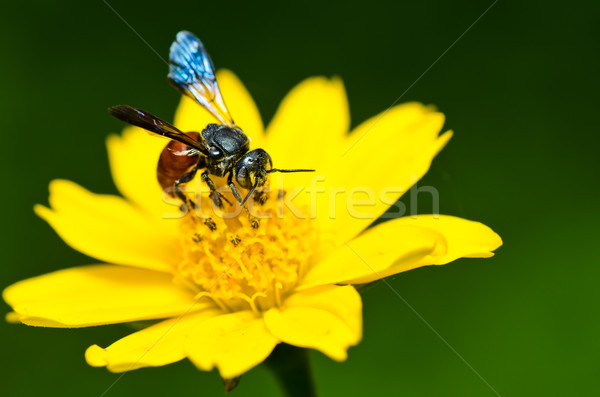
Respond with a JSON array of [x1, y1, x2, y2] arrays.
[[1, 0, 598, 395]]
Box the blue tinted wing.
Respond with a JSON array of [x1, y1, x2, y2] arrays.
[[168, 31, 235, 126]]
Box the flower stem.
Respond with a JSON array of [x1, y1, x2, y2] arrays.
[[265, 344, 317, 397]]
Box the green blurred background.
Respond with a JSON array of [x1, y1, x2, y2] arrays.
[[1, 0, 598, 395]]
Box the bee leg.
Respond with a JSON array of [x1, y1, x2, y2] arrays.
[[227, 173, 259, 229], [201, 171, 232, 208], [227, 174, 244, 204], [174, 167, 199, 213], [175, 168, 216, 230]]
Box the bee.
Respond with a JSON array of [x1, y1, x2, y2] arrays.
[[109, 31, 313, 228]]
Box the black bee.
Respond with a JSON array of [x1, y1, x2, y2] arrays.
[[109, 31, 313, 227]]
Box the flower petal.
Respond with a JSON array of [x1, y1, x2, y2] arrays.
[[265, 76, 349, 189], [317, 103, 451, 242], [380, 215, 503, 264], [86, 309, 221, 372], [300, 220, 448, 289], [3, 265, 205, 327], [264, 285, 362, 361], [35, 179, 177, 272], [174, 69, 265, 146], [306, 215, 502, 286], [107, 126, 173, 217], [186, 311, 278, 379]]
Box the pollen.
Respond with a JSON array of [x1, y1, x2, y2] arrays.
[[173, 190, 315, 313]]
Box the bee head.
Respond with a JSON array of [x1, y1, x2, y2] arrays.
[[235, 149, 315, 205], [234, 149, 273, 190]]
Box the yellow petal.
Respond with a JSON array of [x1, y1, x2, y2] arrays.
[[186, 311, 278, 379], [265, 76, 349, 189], [86, 309, 221, 372], [382, 215, 503, 264], [5, 312, 20, 324], [300, 220, 447, 288], [216, 69, 265, 143], [107, 126, 174, 217], [317, 103, 451, 242], [35, 179, 177, 272], [3, 265, 203, 327], [264, 285, 362, 361], [327, 215, 501, 285], [174, 69, 265, 147]]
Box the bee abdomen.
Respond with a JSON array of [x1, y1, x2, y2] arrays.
[[157, 132, 201, 195]]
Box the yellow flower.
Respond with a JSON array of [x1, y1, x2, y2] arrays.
[[3, 70, 501, 379]]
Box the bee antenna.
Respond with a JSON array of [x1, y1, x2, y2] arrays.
[[267, 168, 315, 173]]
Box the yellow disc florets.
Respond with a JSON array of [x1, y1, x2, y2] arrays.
[[173, 190, 315, 313]]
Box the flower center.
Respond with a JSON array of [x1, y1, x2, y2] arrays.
[[173, 190, 315, 313]]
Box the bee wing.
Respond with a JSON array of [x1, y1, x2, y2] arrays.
[[109, 105, 207, 154], [168, 31, 235, 126]]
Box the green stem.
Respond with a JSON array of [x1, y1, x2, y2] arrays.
[[265, 344, 317, 397]]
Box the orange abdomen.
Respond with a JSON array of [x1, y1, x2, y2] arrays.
[[157, 132, 200, 196]]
